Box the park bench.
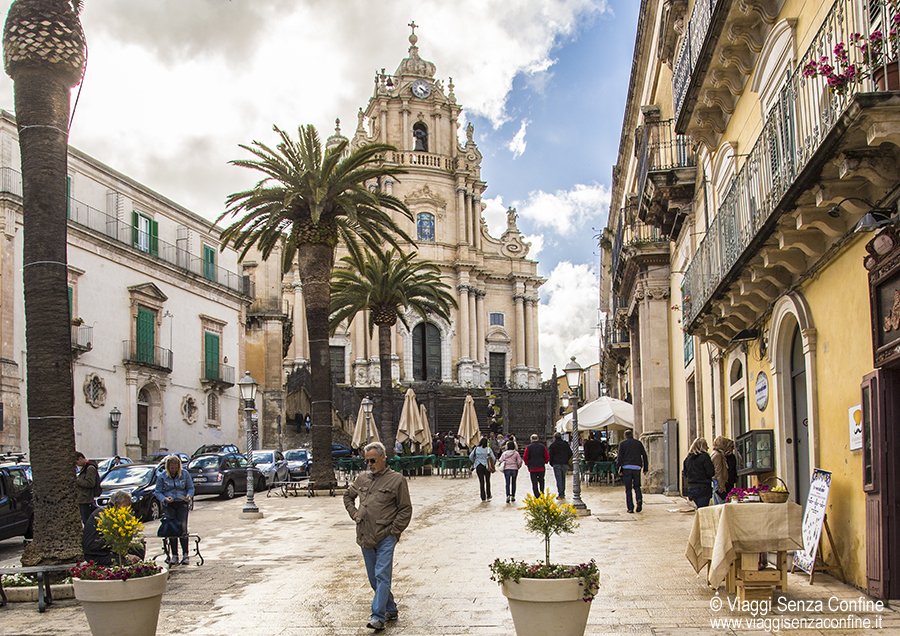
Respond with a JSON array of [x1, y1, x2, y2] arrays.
[[153, 532, 204, 566], [267, 480, 305, 497], [0, 563, 78, 612]]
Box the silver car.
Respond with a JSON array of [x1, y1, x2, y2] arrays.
[[250, 450, 290, 487]]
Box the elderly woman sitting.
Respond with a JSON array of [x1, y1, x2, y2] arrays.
[[82, 490, 146, 566]]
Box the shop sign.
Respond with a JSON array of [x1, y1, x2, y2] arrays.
[[848, 405, 863, 451], [755, 371, 769, 411]]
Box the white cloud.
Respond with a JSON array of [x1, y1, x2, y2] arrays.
[[538, 261, 599, 377], [522, 233, 544, 260], [0, 0, 608, 217], [515, 183, 610, 236], [508, 119, 530, 158], [481, 195, 509, 238]]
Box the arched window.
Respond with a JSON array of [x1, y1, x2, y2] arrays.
[[412, 122, 428, 152], [417, 212, 435, 242], [208, 393, 219, 422], [412, 322, 441, 381]]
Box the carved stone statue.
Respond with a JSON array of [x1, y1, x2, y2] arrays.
[[507, 206, 518, 230]]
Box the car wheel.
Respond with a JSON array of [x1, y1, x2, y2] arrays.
[[222, 481, 236, 499], [149, 499, 161, 521], [24, 515, 34, 542]]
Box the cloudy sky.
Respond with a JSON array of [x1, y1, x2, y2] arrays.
[[0, 0, 639, 379]]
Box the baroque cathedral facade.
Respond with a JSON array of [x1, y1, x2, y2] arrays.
[[283, 30, 543, 390]]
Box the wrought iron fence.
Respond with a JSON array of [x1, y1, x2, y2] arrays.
[[123, 340, 173, 371], [637, 119, 696, 201], [611, 213, 668, 289], [673, 0, 721, 124], [683, 0, 892, 326]]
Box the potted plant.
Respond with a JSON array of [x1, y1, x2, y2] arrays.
[[71, 506, 167, 636], [490, 491, 599, 636]]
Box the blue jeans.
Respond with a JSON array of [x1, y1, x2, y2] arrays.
[[504, 469, 518, 498], [163, 501, 190, 557], [361, 534, 398, 623], [688, 486, 712, 508], [622, 469, 643, 511], [552, 464, 568, 496]]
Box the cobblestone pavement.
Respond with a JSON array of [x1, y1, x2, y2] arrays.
[[1, 474, 896, 635]]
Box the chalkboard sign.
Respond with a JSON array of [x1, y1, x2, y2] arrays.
[[793, 468, 833, 574]]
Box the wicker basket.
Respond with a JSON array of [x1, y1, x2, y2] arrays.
[[759, 477, 790, 503]]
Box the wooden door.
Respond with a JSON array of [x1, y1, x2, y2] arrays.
[[137, 403, 148, 457]]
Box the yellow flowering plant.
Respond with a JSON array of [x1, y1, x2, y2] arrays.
[[96, 506, 145, 567], [521, 490, 578, 565]]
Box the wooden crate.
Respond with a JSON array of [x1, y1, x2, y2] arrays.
[[736, 581, 774, 604]]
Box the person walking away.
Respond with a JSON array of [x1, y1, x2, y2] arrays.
[[488, 432, 502, 458], [344, 442, 412, 631], [523, 434, 549, 497], [75, 452, 100, 525], [470, 437, 497, 502], [615, 430, 649, 513], [710, 436, 734, 504], [83, 490, 146, 566], [155, 454, 194, 565], [548, 432, 573, 498], [497, 440, 524, 503], [683, 437, 716, 509]]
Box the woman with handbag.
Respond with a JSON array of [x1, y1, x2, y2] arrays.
[[682, 438, 715, 509], [469, 437, 496, 502], [497, 440, 524, 503], [155, 455, 194, 565]]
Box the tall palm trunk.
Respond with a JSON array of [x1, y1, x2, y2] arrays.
[[377, 323, 395, 457], [4, 0, 85, 565], [298, 243, 336, 487]]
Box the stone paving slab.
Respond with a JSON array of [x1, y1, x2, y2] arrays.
[[0, 476, 896, 635]]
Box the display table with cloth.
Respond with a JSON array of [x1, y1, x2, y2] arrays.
[[686, 502, 803, 596]]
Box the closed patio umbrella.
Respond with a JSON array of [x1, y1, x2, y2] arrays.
[[351, 402, 380, 449], [396, 388, 419, 446], [457, 394, 481, 449], [416, 403, 432, 454]]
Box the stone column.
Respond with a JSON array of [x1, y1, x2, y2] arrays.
[[457, 283, 470, 359], [475, 289, 486, 365], [473, 197, 482, 251], [464, 194, 472, 245], [457, 186, 467, 245], [514, 293, 526, 366], [468, 286, 478, 363], [379, 107, 387, 144], [401, 102, 410, 151], [524, 296, 534, 368]]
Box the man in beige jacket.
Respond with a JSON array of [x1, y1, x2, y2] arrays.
[[344, 441, 412, 631]]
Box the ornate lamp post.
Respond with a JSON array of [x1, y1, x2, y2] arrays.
[[109, 407, 121, 456], [238, 371, 262, 518], [563, 357, 590, 516], [361, 396, 374, 444]]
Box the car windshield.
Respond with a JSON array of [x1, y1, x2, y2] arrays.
[[252, 452, 274, 464], [284, 451, 307, 461], [188, 456, 221, 471], [101, 465, 156, 487]]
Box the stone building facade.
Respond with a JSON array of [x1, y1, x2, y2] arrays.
[[284, 30, 544, 390]]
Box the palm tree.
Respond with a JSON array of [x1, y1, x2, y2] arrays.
[[219, 125, 412, 487], [329, 243, 457, 455], [3, 0, 86, 565]]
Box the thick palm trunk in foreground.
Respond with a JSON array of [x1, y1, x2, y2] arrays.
[[378, 323, 395, 457]]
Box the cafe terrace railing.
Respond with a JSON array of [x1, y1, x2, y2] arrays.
[[672, 0, 722, 125], [682, 0, 894, 326], [0, 166, 248, 295]]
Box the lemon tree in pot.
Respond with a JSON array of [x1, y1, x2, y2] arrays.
[[490, 491, 599, 636], [71, 502, 167, 636]]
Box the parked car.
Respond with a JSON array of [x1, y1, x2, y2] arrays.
[[95, 463, 163, 521], [331, 444, 353, 461], [90, 456, 133, 479], [190, 444, 240, 458], [140, 452, 189, 466], [186, 453, 265, 499], [251, 450, 290, 487], [284, 449, 311, 479], [0, 461, 33, 543]]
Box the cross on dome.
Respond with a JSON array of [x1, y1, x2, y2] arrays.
[[408, 20, 419, 45]]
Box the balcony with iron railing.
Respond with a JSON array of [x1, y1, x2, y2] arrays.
[[71, 324, 92, 354], [636, 118, 697, 239], [201, 361, 235, 387], [672, 0, 722, 127], [602, 315, 630, 350], [0, 167, 248, 295], [611, 215, 669, 292], [248, 297, 290, 317], [682, 0, 900, 342], [122, 340, 173, 372]]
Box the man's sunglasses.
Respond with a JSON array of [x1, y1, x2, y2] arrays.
[[366, 458, 378, 464]]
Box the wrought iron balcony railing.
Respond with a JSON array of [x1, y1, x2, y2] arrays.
[[636, 118, 696, 205], [71, 324, 92, 352], [248, 297, 290, 316], [672, 0, 721, 125], [123, 340, 173, 371], [602, 316, 630, 351], [611, 216, 668, 289], [201, 361, 235, 385], [682, 0, 895, 326], [0, 167, 248, 295]]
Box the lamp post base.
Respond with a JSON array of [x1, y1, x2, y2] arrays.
[[240, 508, 264, 520]]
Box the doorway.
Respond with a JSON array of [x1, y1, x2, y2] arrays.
[[790, 326, 811, 503], [137, 388, 149, 457]]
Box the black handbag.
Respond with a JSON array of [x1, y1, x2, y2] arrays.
[[157, 515, 184, 538]]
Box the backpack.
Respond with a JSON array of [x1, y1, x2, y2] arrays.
[[157, 515, 185, 538], [87, 464, 101, 498]]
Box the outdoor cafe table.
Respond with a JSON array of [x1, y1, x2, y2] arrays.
[[686, 501, 803, 591], [439, 455, 472, 477]]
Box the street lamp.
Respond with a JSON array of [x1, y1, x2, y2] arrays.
[[237, 371, 262, 518], [109, 407, 121, 456], [563, 357, 590, 516], [361, 396, 374, 444]]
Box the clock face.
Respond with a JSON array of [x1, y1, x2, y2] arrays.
[[411, 79, 431, 98]]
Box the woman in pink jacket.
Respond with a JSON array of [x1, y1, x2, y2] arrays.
[[497, 441, 524, 503]]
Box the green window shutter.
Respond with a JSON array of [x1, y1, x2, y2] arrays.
[[67, 286, 73, 321], [136, 307, 155, 364], [425, 323, 441, 381], [149, 220, 159, 257], [203, 245, 216, 281], [132, 211, 139, 248], [204, 332, 220, 381]]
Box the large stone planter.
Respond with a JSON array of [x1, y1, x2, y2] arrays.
[[501, 577, 593, 636], [73, 569, 168, 636]]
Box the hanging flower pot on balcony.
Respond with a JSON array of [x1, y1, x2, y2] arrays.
[[873, 60, 899, 91]]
